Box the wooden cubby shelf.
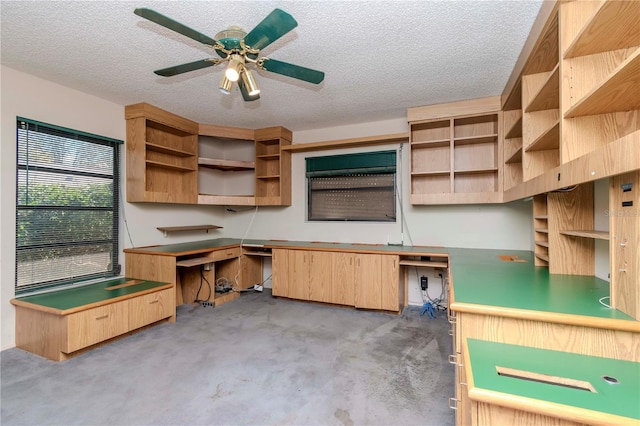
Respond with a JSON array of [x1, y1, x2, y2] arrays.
[[453, 134, 498, 145], [535, 241, 549, 248], [563, 1, 640, 59], [525, 120, 560, 152], [198, 157, 255, 171], [525, 64, 560, 113], [534, 215, 548, 220], [412, 170, 450, 177], [564, 50, 640, 118], [411, 139, 450, 148], [560, 230, 610, 240], [535, 253, 550, 262], [145, 142, 194, 157], [505, 115, 523, 139], [145, 160, 195, 172], [454, 168, 498, 175], [505, 148, 522, 164], [534, 228, 549, 234]]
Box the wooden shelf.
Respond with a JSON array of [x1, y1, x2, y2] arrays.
[[560, 230, 610, 240], [453, 134, 498, 145], [198, 157, 255, 171], [157, 224, 221, 233], [534, 215, 548, 220], [535, 228, 549, 234], [256, 175, 280, 179], [535, 241, 549, 248], [505, 148, 522, 164], [146, 142, 194, 157], [281, 132, 409, 153], [525, 120, 559, 152], [411, 170, 450, 177], [525, 64, 559, 113], [242, 251, 273, 257], [454, 168, 498, 175], [146, 160, 195, 172], [256, 153, 280, 160], [564, 50, 640, 118], [411, 139, 450, 148], [198, 194, 255, 206], [505, 116, 523, 139], [534, 253, 550, 262], [564, 1, 640, 59]]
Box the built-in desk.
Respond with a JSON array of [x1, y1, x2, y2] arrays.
[[444, 248, 640, 425]]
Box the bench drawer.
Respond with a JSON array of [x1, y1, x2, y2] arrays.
[[65, 301, 129, 353], [129, 288, 174, 330]]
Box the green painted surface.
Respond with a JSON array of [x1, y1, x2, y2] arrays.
[[130, 238, 241, 254], [467, 338, 640, 419], [448, 248, 634, 320], [15, 277, 169, 311]]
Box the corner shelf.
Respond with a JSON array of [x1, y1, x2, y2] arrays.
[[560, 230, 610, 240], [563, 1, 640, 59], [198, 157, 255, 171]]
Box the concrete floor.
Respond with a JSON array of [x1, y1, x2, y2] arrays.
[[1, 290, 455, 426]]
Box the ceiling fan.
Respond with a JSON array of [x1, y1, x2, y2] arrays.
[[134, 7, 325, 101]]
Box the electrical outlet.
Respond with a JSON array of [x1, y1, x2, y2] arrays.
[[201, 301, 214, 307], [420, 276, 428, 290]]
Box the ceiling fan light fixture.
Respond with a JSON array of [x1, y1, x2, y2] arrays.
[[219, 74, 233, 95], [225, 54, 244, 82], [241, 68, 260, 96]]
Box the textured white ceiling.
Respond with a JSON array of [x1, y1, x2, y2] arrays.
[[1, 1, 543, 131]]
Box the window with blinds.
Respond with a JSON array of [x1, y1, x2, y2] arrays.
[[15, 117, 121, 294], [307, 151, 396, 222]]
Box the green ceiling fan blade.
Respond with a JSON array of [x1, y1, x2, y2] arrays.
[[261, 58, 325, 84], [154, 59, 217, 77], [134, 8, 218, 46], [243, 9, 298, 51], [238, 78, 260, 102]]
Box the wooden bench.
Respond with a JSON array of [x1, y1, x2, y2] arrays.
[[11, 278, 175, 361]]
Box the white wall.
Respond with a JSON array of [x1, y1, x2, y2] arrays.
[[0, 66, 226, 350]]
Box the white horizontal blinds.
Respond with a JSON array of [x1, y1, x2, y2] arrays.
[[307, 151, 396, 222], [16, 118, 121, 294]]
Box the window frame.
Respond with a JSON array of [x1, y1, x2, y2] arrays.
[[15, 117, 122, 295]]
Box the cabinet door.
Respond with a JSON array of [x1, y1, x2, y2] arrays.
[[271, 249, 289, 297], [65, 302, 129, 353], [129, 288, 174, 331], [288, 250, 311, 300], [380, 255, 400, 311], [354, 254, 382, 309], [331, 252, 355, 306], [308, 251, 333, 303]]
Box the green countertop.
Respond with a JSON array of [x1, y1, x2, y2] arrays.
[[466, 338, 640, 421], [447, 248, 636, 321], [13, 277, 171, 313]]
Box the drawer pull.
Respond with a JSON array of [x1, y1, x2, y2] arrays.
[[448, 329, 454, 336], [448, 354, 458, 365], [149, 300, 159, 304], [448, 315, 456, 324], [448, 397, 458, 410], [95, 314, 109, 320]]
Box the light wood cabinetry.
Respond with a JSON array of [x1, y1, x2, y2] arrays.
[[533, 194, 549, 266], [408, 97, 502, 204], [255, 127, 292, 206], [271, 248, 401, 312], [13, 284, 174, 361], [125, 103, 292, 206]]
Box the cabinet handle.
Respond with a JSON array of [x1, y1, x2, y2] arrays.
[[448, 354, 458, 365], [448, 398, 458, 410], [448, 315, 456, 324], [149, 300, 159, 304], [95, 314, 109, 320], [448, 329, 454, 336]]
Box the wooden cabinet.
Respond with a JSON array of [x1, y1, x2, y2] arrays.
[[125, 103, 199, 204], [125, 103, 293, 206], [271, 248, 401, 312], [12, 281, 175, 361], [408, 97, 502, 204]]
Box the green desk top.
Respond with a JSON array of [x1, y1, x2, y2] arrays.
[[447, 248, 636, 322], [13, 277, 170, 314], [124, 238, 241, 255], [466, 338, 640, 420]]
